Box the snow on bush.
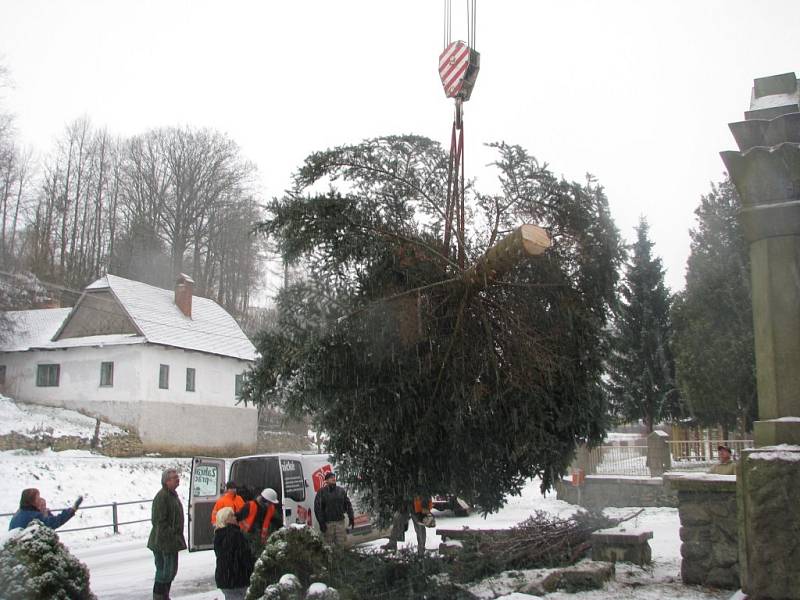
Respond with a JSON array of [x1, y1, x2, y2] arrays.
[[0, 520, 96, 599], [245, 525, 331, 600]]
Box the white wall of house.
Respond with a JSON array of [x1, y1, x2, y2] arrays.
[[0, 343, 257, 454]]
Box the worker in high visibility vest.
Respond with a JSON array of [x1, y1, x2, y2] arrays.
[[235, 487, 283, 561], [211, 481, 245, 526], [383, 496, 434, 556]]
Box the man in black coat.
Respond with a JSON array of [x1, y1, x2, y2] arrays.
[[313, 472, 354, 547]]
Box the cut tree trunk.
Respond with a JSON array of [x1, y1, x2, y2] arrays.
[[463, 224, 551, 288]]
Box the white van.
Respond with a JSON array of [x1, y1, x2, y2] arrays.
[[187, 452, 384, 551]]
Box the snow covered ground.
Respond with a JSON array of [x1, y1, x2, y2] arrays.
[[0, 396, 733, 599]]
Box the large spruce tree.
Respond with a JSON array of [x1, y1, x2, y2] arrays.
[[607, 217, 681, 432], [671, 178, 756, 436], [244, 136, 622, 517]]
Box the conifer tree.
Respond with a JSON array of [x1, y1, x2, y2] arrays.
[[607, 217, 681, 432], [671, 178, 756, 436], [0, 521, 96, 599], [244, 137, 622, 517]]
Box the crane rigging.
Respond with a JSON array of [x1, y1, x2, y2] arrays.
[[439, 0, 479, 269]]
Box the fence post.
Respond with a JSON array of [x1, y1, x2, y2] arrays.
[[112, 502, 119, 534], [575, 443, 597, 475], [647, 430, 671, 476]]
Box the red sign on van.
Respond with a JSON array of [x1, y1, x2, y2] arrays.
[[311, 464, 333, 492]]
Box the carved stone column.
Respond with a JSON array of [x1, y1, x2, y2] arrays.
[[720, 72, 800, 599]]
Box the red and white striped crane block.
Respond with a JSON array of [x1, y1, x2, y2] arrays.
[[438, 40, 480, 101]]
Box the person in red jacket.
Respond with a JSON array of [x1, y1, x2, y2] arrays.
[[211, 482, 244, 526]]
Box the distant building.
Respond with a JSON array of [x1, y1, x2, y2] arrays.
[[0, 273, 257, 455]]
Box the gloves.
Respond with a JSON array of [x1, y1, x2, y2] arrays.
[[348, 520, 354, 530], [73, 495, 84, 510]]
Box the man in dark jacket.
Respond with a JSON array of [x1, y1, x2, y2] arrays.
[[147, 468, 187, 600], [313, 472, 354, 547], [8, 488, 82, 530]]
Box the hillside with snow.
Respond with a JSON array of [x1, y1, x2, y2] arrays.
[[0, 395, 732, 599]]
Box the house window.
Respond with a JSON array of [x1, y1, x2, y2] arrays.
[[100, 362, 114, 387], [0, 365, 5, 386], [36, 364, 60, 387], [235, 373, 244, 399], [159, 364, 169, 389], [186, 367, 196, 392]]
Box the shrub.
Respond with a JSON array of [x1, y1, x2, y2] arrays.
[[0, 521, 96, 599]]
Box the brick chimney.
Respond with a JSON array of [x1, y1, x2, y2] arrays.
[[174, 273, 194, 318]]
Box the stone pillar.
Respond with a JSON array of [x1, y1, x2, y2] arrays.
[[720, 71, 800, 599], [664, 474, 739, 589], [646, 430, 671, 476]]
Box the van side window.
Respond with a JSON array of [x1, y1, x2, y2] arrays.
[[280, 459, 305, 502]]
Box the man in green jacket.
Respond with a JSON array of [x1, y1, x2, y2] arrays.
[[147, 468, 187, 600]]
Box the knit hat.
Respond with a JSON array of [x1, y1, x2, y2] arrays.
[[324, 472, 336, 481]]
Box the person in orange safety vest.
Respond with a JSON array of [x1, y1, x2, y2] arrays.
[[383, 496, 434, 556], [211, 481, 244, 526], [235, 487, 283, 561]]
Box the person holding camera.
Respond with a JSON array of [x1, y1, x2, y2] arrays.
[[8, 488, 83, 530]]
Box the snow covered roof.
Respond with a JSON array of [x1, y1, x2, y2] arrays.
[[78, 274, 256, 361], [2, 275, 256, 361], [0, 308, 71, 352]]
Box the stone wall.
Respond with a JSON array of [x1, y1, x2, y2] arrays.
[[738, 445, 800, 598], [0, 429, 143, 457], [663, 473, 739, 589], [256, 430, 314, 453], [555, 476, 677, 509]]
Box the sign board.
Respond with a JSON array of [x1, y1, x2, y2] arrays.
[[192, 464, 219, 497]]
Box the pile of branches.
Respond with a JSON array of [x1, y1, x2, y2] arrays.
[[449, 509, 640, 582]]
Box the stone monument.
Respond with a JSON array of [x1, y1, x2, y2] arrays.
[[720, 72, 800, 599]]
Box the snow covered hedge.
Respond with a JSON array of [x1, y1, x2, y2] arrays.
[[246, 525, 331, 600], [0, 520, 96, 599]]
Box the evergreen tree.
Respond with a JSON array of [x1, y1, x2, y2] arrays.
[[607, 217, 681, 432], [243, 136, 623, 518], [671, 178, 756, 436], [0, 521, 96, 599]]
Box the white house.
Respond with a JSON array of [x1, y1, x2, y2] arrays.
[[0, 273, 258, 454]]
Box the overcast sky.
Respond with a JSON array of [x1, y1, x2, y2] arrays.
[[2, 0, 799, 294]]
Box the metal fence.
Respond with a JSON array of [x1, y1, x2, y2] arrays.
[[576, 439, 753, 477], [1, 499, 153, 534], [584, 445, 650, 476], [668, 439, 752, 466]]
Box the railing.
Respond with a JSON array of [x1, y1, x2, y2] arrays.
[[581, 445, 650, 476], [0, 499, 153, 534], [573, 439, 753, 477], [668, 439, 751, 465]]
